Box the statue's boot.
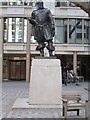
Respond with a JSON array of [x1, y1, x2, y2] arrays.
[[36, 43, 46, 56], [36, 43, 46, 51], [40, 49, 44, 56], [46, 41, 55, 56]]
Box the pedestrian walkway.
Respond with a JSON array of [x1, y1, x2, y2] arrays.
[[1, 81, 90, 118]]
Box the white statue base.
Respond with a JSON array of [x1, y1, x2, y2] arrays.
[[29, 58, 62, 105]]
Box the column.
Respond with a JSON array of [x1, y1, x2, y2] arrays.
[[6, 18, 9, 43], [8, 18, 12, 42], [89, 20, 90, 45], [67, 18, 69, 44], [16, 18, 19, 42], [82, 19, 84, 44], [26, 20, 31, 82], [73, 52, 77, 75], [0, 18, 4, 82]]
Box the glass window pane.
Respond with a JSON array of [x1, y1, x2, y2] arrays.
[[18, 31, 22, 38], [4, 31, 7, 38], [84, 20, 90, 44], [18, 39, 22, 42], [19, 23, 22, 30], [12, 38, 15, 42], [55, 19, 65, 43], [12, 24, 16, 30], [20, 18, 22, 22], [12, 18, 16, 22], [12, 31, 15, 38], [69, 19, 82, 44]]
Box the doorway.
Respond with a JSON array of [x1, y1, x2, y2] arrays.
[[9, 60, 26, 80]]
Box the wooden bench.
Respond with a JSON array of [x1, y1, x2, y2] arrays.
[[62, 95, 88, 119], [78, 76, 84, 82]]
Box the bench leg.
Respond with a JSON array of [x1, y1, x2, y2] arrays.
[[85, 103, 88, 119], [64, 105, 67, 119], [63, 106, 64, 116], [77, 109, 79, 116]]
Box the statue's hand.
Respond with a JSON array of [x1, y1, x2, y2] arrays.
[[24, 17, 30, 21], [37, 25, 43, 27], [52, 27, 55, 37], [29, 19, 38, 26]]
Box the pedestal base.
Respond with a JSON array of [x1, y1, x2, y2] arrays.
[[12, 98, 62, 118], [12, 98, 62, 109], [29, 58, 62, 105]]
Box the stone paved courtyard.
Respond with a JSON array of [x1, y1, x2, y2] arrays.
[[1, 81, 90, 119]]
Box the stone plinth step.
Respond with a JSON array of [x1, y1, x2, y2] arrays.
[[12, 98, 62, 109]]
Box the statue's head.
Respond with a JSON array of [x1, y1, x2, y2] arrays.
[[35, 1, 44, 9]]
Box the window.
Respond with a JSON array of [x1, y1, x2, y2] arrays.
[[4, 18, 7, 30], [12, 18, 16, 23], [19, 23, 23, 30], [18, 31, 22, 38], [55, 0, 76, 7], [18, 38, 22, 42], [24, 2, 33, 6], [76, 33, 82, 38], [12, 31, 15, 38], [84, 25, 89, 39], [4, 31, 7, 38], [2, 2, 7, 5], [12, 38, 15, 42], [20, 18, 22, 22], [69, 2, 76, 7], [65, 25, 71, 42], [55, 2, 60, 7], [55, 19, 65, 43], [9, 2, 17, 6], [12, 24, 16, 30], [3, 18, 7, 43], [3, 31, 7, 43]]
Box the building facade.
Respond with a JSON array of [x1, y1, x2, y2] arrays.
[[0, 0, 90, 82]]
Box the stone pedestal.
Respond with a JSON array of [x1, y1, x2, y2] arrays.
[[29, 58, 62, 105]]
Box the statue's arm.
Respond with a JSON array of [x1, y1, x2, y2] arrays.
[[48, 10, 55, 28], [25, 11, 38, 25]]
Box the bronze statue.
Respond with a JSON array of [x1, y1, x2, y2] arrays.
[[27, 2, 55, 56]]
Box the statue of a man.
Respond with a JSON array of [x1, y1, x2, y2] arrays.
[[28, 1, 55, 56]]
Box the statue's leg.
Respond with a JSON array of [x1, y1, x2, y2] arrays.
[[36, 43, 46, 56], [40, 49, 44, 56], [46, 41, 55, 56], [49, 50, 53, 56]]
